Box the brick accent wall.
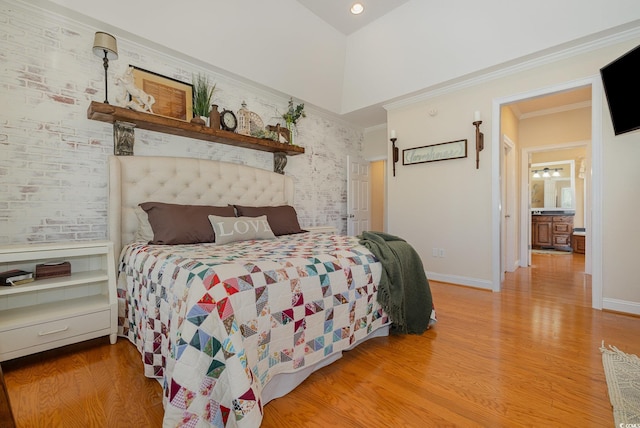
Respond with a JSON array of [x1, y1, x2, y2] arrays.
[[0, 0, 363, 244]]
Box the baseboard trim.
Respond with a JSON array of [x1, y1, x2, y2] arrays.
[[426, 271, 493, 291], [602, 298, 640, 316]]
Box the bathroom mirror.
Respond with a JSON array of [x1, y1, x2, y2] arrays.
[[530, 160, 575, 211]]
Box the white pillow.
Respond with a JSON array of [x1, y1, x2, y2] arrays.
[[134, 205, 154, 242], [208, 215, 276, 245]]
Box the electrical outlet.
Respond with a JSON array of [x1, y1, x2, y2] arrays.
[[438, 248, 445, 258]]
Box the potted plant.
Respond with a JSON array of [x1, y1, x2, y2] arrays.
[[282, 97, 305, 145], [191, 73, 215, 125]]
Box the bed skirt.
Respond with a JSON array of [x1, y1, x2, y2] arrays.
[[260, 324, 390, 403]]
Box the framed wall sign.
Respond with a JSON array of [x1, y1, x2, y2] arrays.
[[131, 66, 193, 121], [403, 139, 467, 165]]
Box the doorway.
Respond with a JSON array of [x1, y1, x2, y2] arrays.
[[369, 160, 385, 232], [522, 143, 589, 269], [492, 76, 603, 309]]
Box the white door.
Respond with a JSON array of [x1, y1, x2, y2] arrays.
[[347, 156, 370, 236], [502, 135, 517, 273]]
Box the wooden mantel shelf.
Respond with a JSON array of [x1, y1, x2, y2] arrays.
[[87, 101, 305, 156]]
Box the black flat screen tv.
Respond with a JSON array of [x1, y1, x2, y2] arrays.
[[600, 44, 640, 136]]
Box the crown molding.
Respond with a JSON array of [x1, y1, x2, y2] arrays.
[[384, 21, 640, 112], [364, 123, 387, 133], [518, 100, 592, 120]]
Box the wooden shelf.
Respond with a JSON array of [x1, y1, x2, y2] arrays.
[[87, 101, 305, 156]]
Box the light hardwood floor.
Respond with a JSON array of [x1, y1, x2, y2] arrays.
[[4, 253, 639, 427]]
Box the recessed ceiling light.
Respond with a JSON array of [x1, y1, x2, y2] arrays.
[[350, 3, 364, 15]]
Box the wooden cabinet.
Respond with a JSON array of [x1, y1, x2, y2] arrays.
[[573, 233, 586, 254], [0, 241, 117, 362], [552, 216, 573, 250], [532, 216, 553, 248], [532, 215, 574, 251]]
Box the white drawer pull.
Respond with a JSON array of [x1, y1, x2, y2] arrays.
[[38, 326, 69, 336]]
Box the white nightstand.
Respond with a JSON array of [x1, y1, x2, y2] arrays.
[[0, 241, 117, 361], [305, 226, 337, 234]]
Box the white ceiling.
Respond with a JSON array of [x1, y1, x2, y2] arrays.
[[295, 0, 593, 122], [294, 1, 635, 126], [43, 0, 640, 129], [296, 0, 409, 35], [509, 86, 593, 119]]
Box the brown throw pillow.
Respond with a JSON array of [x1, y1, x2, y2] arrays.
[[234, 205, 306, 236], [139, 202, 236, 245]]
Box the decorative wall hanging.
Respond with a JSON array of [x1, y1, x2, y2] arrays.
[[403, 139, 467, 165], [390, 130, 399, 177], [130, 66, 193, 121], [472, 111, 484, 169]]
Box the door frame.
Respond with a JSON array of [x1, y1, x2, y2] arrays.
[[492, 75, 603, 309], [520, 141, 590, 272]]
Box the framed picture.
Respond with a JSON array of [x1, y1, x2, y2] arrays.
[[403, 139, 467, 165], [131, 66, 193, 121]]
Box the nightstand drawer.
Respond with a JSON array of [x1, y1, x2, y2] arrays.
[[0, 310, 110, 355]]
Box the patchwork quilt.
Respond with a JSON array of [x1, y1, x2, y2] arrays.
[[117, 233, 389, 427]]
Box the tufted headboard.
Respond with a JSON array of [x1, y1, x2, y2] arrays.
[[108, 155, 294, 255]]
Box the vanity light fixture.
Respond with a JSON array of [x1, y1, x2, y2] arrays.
[[390, 130, 399, 177], [350, 3, 364, 14], [472, 111, 484, 169], [92, 31, 118, 104], [531, 167, 563, 178]]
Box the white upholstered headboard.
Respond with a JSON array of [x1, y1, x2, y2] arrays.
[[108, 155, 294, 255]]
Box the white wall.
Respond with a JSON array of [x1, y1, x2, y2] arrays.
[[363, 126, 387, 160], [38, 0, 347, 114], [386, 36, 640, 312], [0, 0, 363, 243]]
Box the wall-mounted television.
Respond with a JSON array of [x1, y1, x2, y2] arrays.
[[600, 44, 640, 136]]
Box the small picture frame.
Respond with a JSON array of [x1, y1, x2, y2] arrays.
[[403, 139, 467, 165], [131, 66, 193, 121]]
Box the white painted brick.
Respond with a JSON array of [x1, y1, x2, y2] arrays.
[[0, 0, 364, 245]]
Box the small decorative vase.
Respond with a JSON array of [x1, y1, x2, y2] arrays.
[[285, 121, 294, 145], [191, 116, 206, 125], [210, 104, 221, 130]]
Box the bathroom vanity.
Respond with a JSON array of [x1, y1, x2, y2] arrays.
[[531, 213, 574, 251], [530, 158, 578, 252]]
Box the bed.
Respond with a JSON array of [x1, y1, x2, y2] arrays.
[[109, 155, 433, 427]]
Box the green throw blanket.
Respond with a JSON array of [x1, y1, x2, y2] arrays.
[[359, 231, 433, 334]]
